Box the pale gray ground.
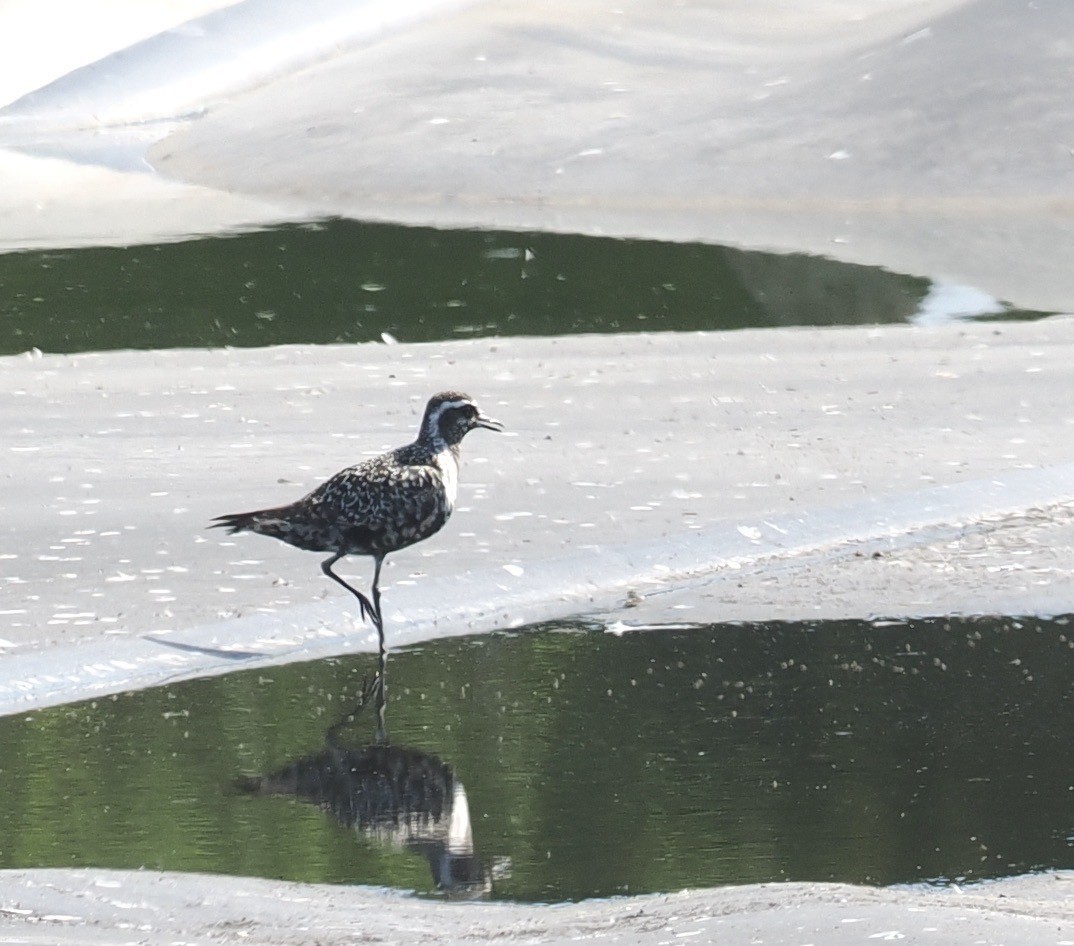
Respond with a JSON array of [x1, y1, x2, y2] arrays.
[[2, 0, 1074, 942], [1, 868, 1073, 946], [5, 320, 1074, 654]]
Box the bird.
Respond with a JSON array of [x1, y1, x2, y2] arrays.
[[210, 391, 503, 653]]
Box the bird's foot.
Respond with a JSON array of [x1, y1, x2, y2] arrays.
[[357, 596, 376, 625], [349, 590, 380, 629]]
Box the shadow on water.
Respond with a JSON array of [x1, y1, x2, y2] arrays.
[[0, 615, 1071, 901], [0, 218, 1051, 355]]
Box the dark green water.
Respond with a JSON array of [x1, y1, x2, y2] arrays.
[[1, 616, 1071, 901], [0, 219, 1048, 355]]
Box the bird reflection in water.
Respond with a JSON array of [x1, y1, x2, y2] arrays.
[[236, 651, 490, 897]]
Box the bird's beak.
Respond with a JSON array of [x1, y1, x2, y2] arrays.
[[476, 411, 504, 432]]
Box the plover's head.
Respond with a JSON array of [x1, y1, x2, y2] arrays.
[[421, 391, 503, 448]]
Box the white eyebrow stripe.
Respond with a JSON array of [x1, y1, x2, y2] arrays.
[[426, 398, 473, 428]]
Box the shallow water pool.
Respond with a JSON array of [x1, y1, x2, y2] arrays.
[[1, 616, 1071, 901], [0, 219, 1049, 355]]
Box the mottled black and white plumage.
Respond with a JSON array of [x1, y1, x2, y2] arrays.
[[211, 391, 503, 652]]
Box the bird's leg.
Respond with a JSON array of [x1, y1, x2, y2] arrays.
[[370, 554, 386, 657], [373, 644, 388, 744], [321, 553, 378, 626], [326, 663, 386, 749]]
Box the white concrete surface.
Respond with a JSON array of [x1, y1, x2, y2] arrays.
[[1, 0, 474, 128], [0, 0, 236, 109], [0, 868, 1071, 946]]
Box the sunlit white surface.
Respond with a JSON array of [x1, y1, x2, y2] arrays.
[[0, 0, 235, 110], [1, 0, 471, 127], [912, 280, 1007, 326]]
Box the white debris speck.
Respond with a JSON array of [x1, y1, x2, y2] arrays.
[[485, 246, 522, 260], [502, 564, 524, 578]]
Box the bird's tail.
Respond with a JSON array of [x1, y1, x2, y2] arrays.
[[210, 506, 293, 537]]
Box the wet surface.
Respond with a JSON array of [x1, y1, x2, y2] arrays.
[[0, 218, 1049, 355], [1, 617, 1071, 902]]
